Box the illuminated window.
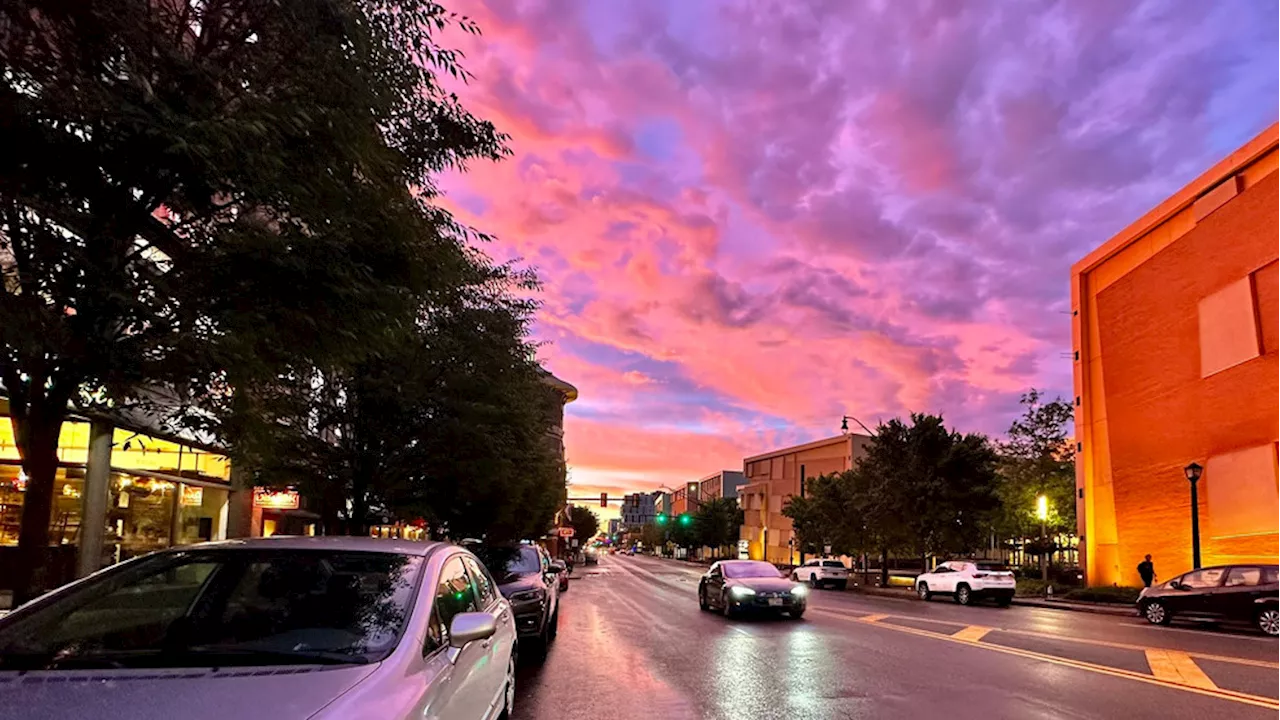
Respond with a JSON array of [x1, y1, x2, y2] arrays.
[[1198, 276, 1261, 377]]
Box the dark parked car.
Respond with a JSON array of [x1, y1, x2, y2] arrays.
[[550, 559, 570, 592], [472, 544, 563, 659], [698, 560, 807, 619], [1137, 564, 1278, 635]]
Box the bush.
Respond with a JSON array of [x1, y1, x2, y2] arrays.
[[1016, 578, 1051, 597], [1059, 586, 1142, 604]]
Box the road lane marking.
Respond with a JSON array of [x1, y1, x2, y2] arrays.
[[859, 614, 889, 623], [811, 609, 1279, 710], [811, 606, 1279, 669], [1146, 649, 1219, 690], [952, 625, 992, 642]]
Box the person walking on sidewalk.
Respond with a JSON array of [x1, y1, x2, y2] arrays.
[[1137, 554, 1156, 587]]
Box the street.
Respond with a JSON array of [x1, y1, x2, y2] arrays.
[[515, 554, 1278, 720]]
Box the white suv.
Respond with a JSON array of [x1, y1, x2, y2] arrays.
[[915, 561, 1015, 606], [792, 558, 849, 590]]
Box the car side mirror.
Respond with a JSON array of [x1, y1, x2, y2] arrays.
[[449, 612, 497, 649]]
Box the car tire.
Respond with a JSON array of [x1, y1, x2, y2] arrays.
[[1143, 600, 1171, 626], [791, 572, 800, 582], [790, 607, 805, 620], [498, 653, 517, 719], [955, 584, 972, 606], [835, 581, 847, 591], [917, 582, 932, 601], [996, 595, 1012, 608], [699, 587, 710, 612], [1256, 607, 1279, 636], [809, 575, 820, 589]]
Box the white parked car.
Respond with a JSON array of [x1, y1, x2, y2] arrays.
[[915, 561, 1015, 606], [792, 558, 850, 590], [0, 536, 518, 720]]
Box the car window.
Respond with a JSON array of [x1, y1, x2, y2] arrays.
[[1179, 568, 1227, 589], [1264, 567, 1279, 585], [822, 561, 844, 568], [708, 565, 722, 578], [806, 560, 820, 567], [723, 561, 781, 579], [932, 565, 951, 574], [0, 550, 423, 670], [426, 556, 480, 653], [1225, 567, 1263, 587], [463, 556, 497, 607]]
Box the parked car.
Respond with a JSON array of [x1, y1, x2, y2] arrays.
[[792, 558, 849, 590], [550, 559, 570, 592], [1137, 564, 1279, 635], [916, 561, 1015, 606], [698, 560, 807, 619], [0, 537, 518, 720], [472, 543, 562, 661]]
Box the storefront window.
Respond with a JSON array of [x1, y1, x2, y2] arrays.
[[106, 474, 175, 563], [175, 483, 228, 545], [0, 466, 84, 547]]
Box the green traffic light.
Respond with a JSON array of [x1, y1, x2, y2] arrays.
[[679, 514, 691, 526], [656, 514, 667, 525]]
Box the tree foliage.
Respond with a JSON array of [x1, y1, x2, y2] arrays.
[[567, 505, 600, 544], [994, 389, 1076, 541], [693, 496, 743, 553], [0, 0, 511, 596], [782, 472, 865, 557]]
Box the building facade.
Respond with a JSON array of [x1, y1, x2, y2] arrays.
[[620, 492, 657, 528], [1072, 124, 1279, 587], [697, 470, 747, 503], [739, 434, 872, 565]]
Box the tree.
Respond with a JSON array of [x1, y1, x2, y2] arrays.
[[994, 389, 1076, 561], [0, 0, 506, 598], [856, 414, 1000, 582], [783, 472, 864, 557], [639, 522, 666, 550], [567, 506, 600, 544], [694, 496, 743, 557]]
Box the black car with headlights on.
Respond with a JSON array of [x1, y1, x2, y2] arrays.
[[472, 543, 563, 659], [698, 560, 807, 619]]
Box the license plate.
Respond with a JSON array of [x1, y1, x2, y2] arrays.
[[767, 598, 783, 607]]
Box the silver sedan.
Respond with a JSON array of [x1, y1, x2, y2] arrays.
[[0, 536, 518, 720]]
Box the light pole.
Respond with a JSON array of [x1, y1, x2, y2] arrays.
[[840, 415, 875, 435], [1036, 495, 1049, 581], [1184, 463, 1203, 569]]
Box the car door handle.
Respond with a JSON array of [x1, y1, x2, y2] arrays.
[[481, 640, 492, 649]]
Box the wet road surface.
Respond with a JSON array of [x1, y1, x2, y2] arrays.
[[514, 554, 1277, 720]]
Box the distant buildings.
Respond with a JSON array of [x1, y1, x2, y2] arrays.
[[1072, 123, 1278, 586], [621, 492, 658, 528]]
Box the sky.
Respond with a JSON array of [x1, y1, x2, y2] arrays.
[[435, 0, 1279, 521]]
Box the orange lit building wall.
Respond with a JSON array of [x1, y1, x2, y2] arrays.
[[1072, 124, 1279, 587], [738, 434, 871, 565]]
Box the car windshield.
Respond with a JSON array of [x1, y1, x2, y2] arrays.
[[473, 545, 543, 580], [723, 561, 782, 579], [0, 549, 423, 671]]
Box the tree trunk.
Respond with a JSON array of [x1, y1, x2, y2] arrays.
[[13, 414, 64, 604], [879, 548, 889, 588]]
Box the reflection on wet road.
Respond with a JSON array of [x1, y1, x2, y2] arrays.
[[514, 555, 1278, 720]]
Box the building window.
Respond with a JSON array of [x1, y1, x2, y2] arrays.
[[1198, 276, 1261, 377]]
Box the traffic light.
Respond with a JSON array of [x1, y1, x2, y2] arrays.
[[600, 492, 608, 508], [656, 513, 668, 525], [679, 513, 691, 526]]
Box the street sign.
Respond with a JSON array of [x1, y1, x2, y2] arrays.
[[558, 527, 575, 538]]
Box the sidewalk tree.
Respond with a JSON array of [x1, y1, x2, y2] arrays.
[[567, 505, 600, 544], [694, 497, 744, 557], [0, 0, 505, 598], [994, 390, 1076, 557], [783, 472, 862, 557]]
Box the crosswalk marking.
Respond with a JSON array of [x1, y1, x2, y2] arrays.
[[1145, 649, 1219, 690], [952, 625, 992, 642]]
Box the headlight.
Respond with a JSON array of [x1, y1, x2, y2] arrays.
[[510, 589, 546, 603], [790, 585, 808, 597], [730, 586, 756, 598]]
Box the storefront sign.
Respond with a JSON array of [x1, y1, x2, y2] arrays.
[[181, 485, 204, 507], [558, 527, 575, 538], [253, 488, 299, 510]]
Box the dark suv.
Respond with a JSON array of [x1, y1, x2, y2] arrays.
[[1137, 564, 1279, 635], [472, 543, 563, 659]]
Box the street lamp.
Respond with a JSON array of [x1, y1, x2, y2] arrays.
[[840, 415, 875, 436], [1036, 495, 1049, 581], [1184, 462, 1203, 569]]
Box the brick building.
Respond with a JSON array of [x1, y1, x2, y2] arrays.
[[1072, 124, 1278, 587]]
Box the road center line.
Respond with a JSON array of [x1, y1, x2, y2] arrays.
[[952, 625, 992, 642], [859, 614, 889, 623], [1146, 649, 1219, 690], [810, 609, 1279, 710]]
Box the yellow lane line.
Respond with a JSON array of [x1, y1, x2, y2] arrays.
[[859, 614, 889, 623], [815, 607, 1279, 669], [952, 625, 992, 642], [1146, 649, 1219, 690], [811, 609, 1278, 710]]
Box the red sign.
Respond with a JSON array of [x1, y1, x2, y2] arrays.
[[253, 488, 300, 510], [558, 527, 575, 538]]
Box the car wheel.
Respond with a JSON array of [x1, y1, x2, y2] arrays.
[[790, 607, 805, 620], [1143, 600, 1171, 626], [955, 584, 972, 606], [809, 575, 820, 589], [699, 587, 710, 612], [996, 595, 1012, 608], [917, 582, 932, 601], [499, 653, 517, 719], [791, 572, 800, 582], [1256, 607, 1279, 636]]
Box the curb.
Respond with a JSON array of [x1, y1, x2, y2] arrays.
[[1010, 598, 1136, 616]]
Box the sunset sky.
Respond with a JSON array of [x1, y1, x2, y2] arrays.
[[436, 0, 1279, 520]]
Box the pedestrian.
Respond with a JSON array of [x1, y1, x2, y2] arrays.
[[1137, 554, 1155, 587]]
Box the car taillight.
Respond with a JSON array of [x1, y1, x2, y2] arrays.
[[972, 573, 987, 578]]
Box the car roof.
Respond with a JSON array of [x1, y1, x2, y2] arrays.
[[169, 536, 449, 557]]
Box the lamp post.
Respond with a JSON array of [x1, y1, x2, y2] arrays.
[[840, 415, 875, 436], [1036, 495, 1049, 581], [1184, 463, 1203, 569]]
